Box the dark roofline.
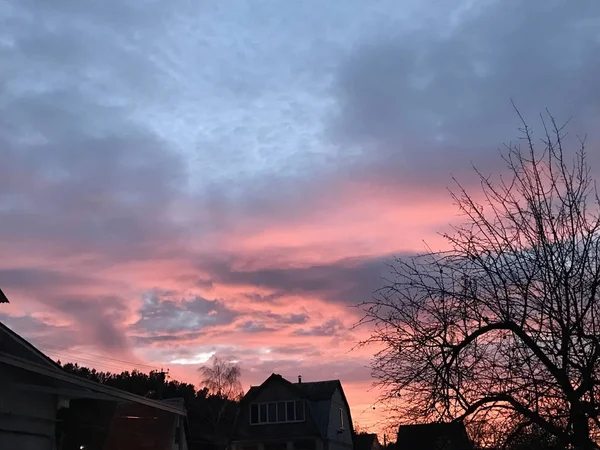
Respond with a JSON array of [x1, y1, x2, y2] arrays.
[[0, 287, 8, 303], [241, 373, 355, 436], [0, 320, 61, 369], [397, 421, 472, 450], [0, 351, 186, 416]]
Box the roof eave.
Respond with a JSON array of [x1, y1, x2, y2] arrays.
[[0, 351, 186, 416]]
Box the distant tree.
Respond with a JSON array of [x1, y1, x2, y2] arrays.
[[58, 361, 240, 450], [505, 424, 564, 450], [359, 112, 600, 449], [196, 356, 243, 446], [59, 362, 196, 401], [199, 356, 243, 401]]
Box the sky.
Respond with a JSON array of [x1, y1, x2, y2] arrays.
[[1, 0, 599, 436]]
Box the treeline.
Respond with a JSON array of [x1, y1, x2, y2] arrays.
[[59, 361, 239, 450]]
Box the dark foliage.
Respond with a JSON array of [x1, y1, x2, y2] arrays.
[[59, 361, 239, 450]]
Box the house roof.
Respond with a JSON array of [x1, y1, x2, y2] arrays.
[[397, 422, 472, 450], [0, 320, 186, 416], [247, 374, 349, 403], [234, 373, 355, 442], [0, 287, 8, 303], [0, 351, 187, 415], [293, 380, 341, 400], [354, 433, 380, 450]]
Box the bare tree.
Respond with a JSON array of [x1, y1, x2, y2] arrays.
[[199, 355, 243, 401], [358, 112, 600, 450], [198, 356, 244, 443]]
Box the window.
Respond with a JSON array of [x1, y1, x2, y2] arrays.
[[286, 401, 295, 421], [250, 400, 306, 425], [260, 404, 268, 423], [295, 400, 305, 421], [250, 404, 259, 424], [268, 403, 277, 422], [276, 402, 286, 422], [339, 408, 344, 429]]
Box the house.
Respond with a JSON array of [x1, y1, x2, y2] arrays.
[[353, 433, 382, 450], [0, 319, 188, 450], [231, 374, 354, 450], [396, 422, 473, 450]]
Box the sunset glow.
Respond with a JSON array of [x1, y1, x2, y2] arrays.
[[1, 0, 599, 438]]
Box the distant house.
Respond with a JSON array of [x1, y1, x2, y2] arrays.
[[231, 374, 354, 450], [0, 319, 188, 450], [396, 422, 473, 450], [353, 433, 382, 450]]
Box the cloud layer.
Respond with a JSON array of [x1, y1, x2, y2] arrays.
[[1, 0, 599, 434]]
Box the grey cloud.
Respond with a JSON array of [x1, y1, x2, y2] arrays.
[[0, 267, 131, 352], [131, 331, 204, 345], [0, 268, 99, 291], [0, 0, 189, 263], [50, 295, 131, 352], [243, 293, 282, 303], [334, 0, 600, 186], [244, 358, 372, 386], [269, 345, 321, 356], [236, 321, 277, 334], [265, 312, 309, 325], [0, 313, 77, 352], [293, 319, 345, 337], [133, 292, 238, 335], [199, 255, 392, 306]]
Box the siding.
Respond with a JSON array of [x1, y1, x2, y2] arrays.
[[233, 380, 322, 442], [0, 365, 57, 450], [325, 389, 352, 450]]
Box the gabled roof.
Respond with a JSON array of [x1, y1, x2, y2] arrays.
[[235, 373, 355, 441], [0, 287, 8, 303], [293, 380, 341, 400], [397, 422, 472, 450], [246, 374, 349, 404]]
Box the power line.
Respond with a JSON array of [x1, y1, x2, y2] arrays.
[[39, 343, 161, 370], [40, 344, 193, 386], [44, 350, 159, 374], [46, 352, 133, 373]]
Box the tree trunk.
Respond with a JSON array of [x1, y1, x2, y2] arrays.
[[572, 408, 593, 450]]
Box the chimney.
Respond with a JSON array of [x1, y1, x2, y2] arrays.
[[298, 375, 302, 384]]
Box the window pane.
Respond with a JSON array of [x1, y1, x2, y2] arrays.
[[339, 408, 344, 428], [260, 404, 268, 423], [268, 402, 277, 423], [295, 400, 305, 421], [286, 401, 295, 421], [250, 404, 259, 424], [277, 402, 286, 422]]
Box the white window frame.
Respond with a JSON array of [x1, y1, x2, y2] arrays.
[[249, 400, 305, 425]]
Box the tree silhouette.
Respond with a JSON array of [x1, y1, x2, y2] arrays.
[[359, 112, 600, 450], [197, 356, 243, 446], [199, 356, 243, 401], [59, 361, 240, 450]]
